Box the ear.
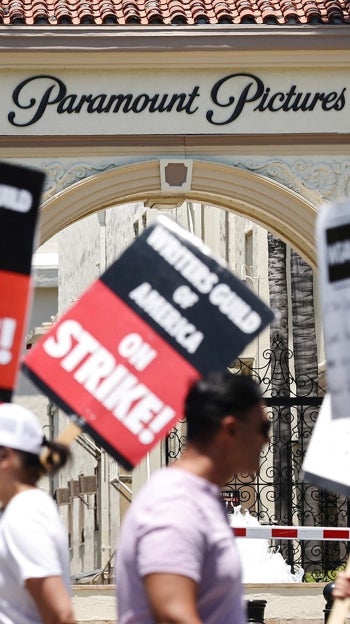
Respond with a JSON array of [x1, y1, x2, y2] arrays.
[[221, 415, 238, 437], [0, 447, 13, 467]]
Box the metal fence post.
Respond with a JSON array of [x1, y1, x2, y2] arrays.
[[246, 599, 267, 624], [323, 582, 335, 624]]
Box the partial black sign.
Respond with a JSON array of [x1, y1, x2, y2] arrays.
[[326, 223, 350, 283], [101, 218, 274, 374], [0, 161, 45, 401]]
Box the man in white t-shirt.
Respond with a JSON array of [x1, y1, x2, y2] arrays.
[[0, 403, 75, 624], [116, 371, 270, 624], [0, 488, 72, 624]]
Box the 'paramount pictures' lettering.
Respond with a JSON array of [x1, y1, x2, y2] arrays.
[[8, 73, 347, 127]]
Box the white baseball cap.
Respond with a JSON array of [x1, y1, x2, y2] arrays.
[[0, 403, 43, 455]]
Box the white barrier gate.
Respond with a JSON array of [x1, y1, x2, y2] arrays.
[[232, 526, 350, 540]]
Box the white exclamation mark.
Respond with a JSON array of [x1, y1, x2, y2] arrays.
[[139, 406, 176, 445], [0, 318, 16, 365]]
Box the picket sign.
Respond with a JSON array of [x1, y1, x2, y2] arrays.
[[316, 199, 350, 422], [0, 161, 45, 402], [304, 200, 350, 624], [23, 216, 274, 470]]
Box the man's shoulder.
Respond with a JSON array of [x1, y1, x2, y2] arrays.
[[142, 467, 212, 497], [136, 468, 191, 503], [4, 489, 59, 527], [130, 467, 218, 520]]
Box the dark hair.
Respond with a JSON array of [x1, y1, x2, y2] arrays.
[[17, 438, 71, 482], [184, 371, 262, 442], [40, 438, 71, 474]]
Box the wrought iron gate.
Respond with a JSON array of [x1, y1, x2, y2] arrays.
[[166, 338, 350, 580]]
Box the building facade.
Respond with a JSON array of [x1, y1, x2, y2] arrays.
[[1, 20, 350, 575]]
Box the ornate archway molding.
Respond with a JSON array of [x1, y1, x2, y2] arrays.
[[39, 159, 319, 268]]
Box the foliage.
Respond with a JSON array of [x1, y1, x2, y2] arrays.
[[304, 564, 346, 583]]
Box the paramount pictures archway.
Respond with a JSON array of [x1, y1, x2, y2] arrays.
[[37, 156, 333, 579], [38, 159, 319, 269]]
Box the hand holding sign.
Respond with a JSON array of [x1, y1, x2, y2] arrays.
[[23, 216, 274, 470]]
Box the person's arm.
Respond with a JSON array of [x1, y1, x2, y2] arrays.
[[26, 576, 76, 624], [144, 573, 203, 624], [333, 571, 350, 599]]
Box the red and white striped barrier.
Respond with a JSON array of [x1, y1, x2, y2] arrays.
[[231, 526, 350, 541]]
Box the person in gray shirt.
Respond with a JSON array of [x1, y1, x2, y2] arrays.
[[116, 371, 270, 624]]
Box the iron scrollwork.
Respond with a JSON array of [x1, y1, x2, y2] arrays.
[[166, 337, 350, 579]]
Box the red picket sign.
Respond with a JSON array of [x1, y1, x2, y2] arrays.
[[23, 216, 274, 469], [0, 161, 45, 401]]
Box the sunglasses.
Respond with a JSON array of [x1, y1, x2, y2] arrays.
[[261, 420, 271, 439]]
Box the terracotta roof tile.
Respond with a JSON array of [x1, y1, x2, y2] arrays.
[[0, 0, 349, 25], [211, 0, 234, 22], [143, 0, 163, 22]]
